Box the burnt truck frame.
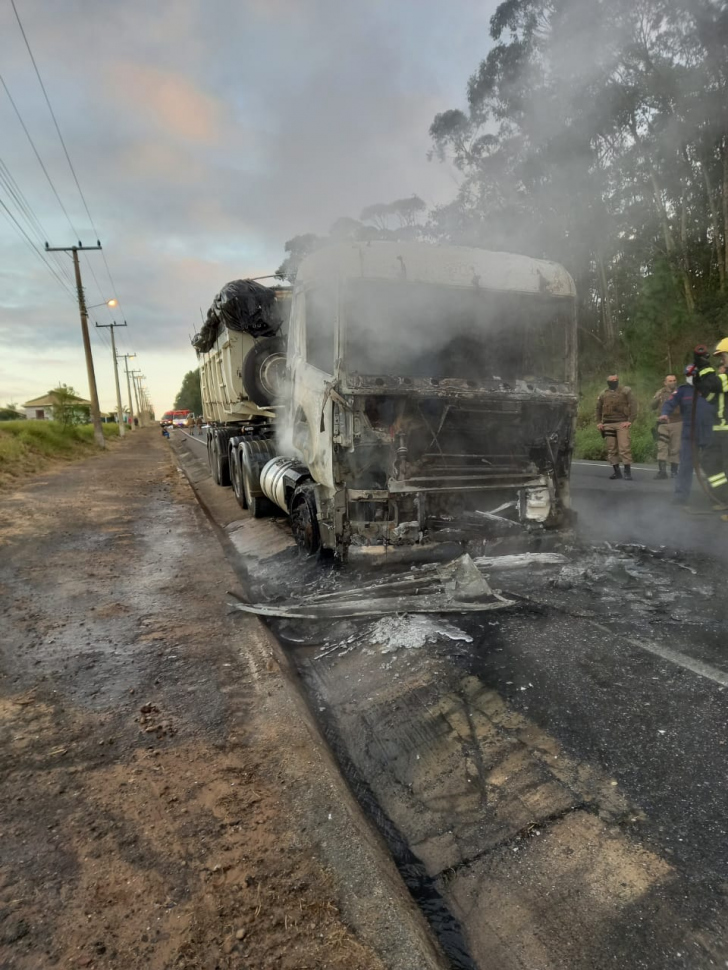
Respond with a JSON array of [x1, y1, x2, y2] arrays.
[[201, 241, 578, 560]]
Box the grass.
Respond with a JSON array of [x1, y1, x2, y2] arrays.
[[575, 372, 666, 463], [0, 420, 121, 486]]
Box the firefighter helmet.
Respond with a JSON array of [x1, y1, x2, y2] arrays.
[[714, 338, 728, 355]]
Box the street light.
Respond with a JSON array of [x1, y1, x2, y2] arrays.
[[87, 298, 118, 310]]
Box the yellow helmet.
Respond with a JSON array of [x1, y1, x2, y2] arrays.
[[714, 338, 728, 355]]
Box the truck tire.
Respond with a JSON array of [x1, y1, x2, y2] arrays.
[[240, 438, 275, 518], [209, 433, 221, 485], [242, 337, 286, 408], [217, 432, 232, 487], [290, 485, 321, 556], [229, 443, 247, 509]]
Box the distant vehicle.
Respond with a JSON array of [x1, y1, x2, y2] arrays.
[[161, 409, 192, 428]]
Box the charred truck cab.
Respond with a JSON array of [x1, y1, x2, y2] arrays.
[[199, 241, 578, 560]]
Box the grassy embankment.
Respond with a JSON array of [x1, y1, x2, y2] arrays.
[[0, 421, 121, 487], [574, 373, 667, 463]]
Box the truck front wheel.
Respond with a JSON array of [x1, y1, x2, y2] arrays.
[[290, 486, 321, 556]]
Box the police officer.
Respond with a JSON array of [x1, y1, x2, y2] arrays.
[[693, 340, 728, 511], [658, 366, 715, 505], [596, 374, 638, 480], [651, 374, 680, 479]]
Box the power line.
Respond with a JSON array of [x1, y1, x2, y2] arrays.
[[10, 0, 98, 239], [0, 156, 74, 285], [6, 7, 125, 315], [0, 72, 78, 237], [0, 194, 76, 299]]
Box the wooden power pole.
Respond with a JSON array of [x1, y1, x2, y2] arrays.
[[118, 353, 136, 430], [45, 241, 105, 448], [95, 320, 127, 436]]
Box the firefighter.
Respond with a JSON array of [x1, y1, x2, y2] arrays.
[[658, 366, 715, 505], [692, 340, 728, 511], [651, 374, 680, 479], [596, 374, 638, 480]]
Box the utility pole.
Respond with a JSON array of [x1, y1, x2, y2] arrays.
[[118, 353, 136, 430], [45, 241, 105, 448], [136, 376, 148, 423], [95, 320, 127, 437], [130, 369, 143, 426]]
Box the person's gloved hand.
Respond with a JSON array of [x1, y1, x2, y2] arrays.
[[694, 344, 711, 369]]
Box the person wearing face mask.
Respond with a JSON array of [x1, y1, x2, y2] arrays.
[[691, 340, 728, 513], [651, 374, 680, 479], [596, 374, 638, 480], [658, 366, 715, 505]]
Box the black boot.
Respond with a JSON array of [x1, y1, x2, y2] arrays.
[[655, 460, 668, 480], [624, 465, 633, 480], [670, 463, 679, 478], [609, 465, 623, 480]]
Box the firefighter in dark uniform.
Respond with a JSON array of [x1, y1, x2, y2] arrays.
[[596, 374, 638, 480], [692, 340, 728, 512]]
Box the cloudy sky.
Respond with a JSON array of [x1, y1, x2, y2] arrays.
[[0, 0, 495, 413]]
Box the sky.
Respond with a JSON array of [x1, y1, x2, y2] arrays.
[[0, 0, 496, 414]]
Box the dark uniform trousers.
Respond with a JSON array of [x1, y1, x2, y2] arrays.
[[698, 367, 728, 504]]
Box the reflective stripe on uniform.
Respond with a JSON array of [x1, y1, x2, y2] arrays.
[[707, 472, 728, 487]]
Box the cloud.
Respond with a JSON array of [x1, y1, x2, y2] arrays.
[[0, 0, 496, 411], [106, 62, 224, 145]]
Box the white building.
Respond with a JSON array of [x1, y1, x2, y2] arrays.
[[22, 392, 92, 421]]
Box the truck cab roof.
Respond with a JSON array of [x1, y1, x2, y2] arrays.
[[296, 240, 576, 299]]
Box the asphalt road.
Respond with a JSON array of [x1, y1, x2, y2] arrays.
[[173, 428, 728, 969]]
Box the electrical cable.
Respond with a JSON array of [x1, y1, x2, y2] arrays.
[[10, 0, 98, 239], [0, 193, 76, 299], [8, 3, 126, 317], [0, 157, 74, 284], [0, 72, 78, 237]]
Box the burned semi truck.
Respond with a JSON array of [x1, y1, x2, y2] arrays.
[[197, 241, 578, 559]]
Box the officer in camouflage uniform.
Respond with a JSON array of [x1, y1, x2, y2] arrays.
[[651, 374, 680, 479], [596, 374, 638, 480]]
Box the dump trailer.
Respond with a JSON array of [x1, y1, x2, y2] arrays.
[[197, 241, 578, 560]]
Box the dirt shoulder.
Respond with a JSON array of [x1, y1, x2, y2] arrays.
[[0, 430, 443, 970]]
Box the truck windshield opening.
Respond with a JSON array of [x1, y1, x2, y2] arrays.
[[344, 280, 573, 385]]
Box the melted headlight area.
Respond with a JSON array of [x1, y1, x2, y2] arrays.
[[335, 393, 574, 549]]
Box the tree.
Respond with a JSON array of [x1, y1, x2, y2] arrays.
[[0, 403, 23, 421], [174, 369, 202, 415], [427, 0, 728, 374], [275, 234, 322, 283], [275, 195, 428, 280], [50, 385, 90, 426]]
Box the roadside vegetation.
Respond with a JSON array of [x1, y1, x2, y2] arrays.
[[0, 420, 120, 487]]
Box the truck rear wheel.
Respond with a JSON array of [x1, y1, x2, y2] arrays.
[[242, 462, 272, 518], [208, 433, 220, 485], [240, 438, 275, 518], [209, 432, 231, 487], [290, 486, 321, 556], [230, 444, 247, 509]]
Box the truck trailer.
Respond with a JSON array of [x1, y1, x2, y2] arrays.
[[196, 241, 578, 560]]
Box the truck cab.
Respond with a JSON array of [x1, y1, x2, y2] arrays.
[[266, 241, 578, 558]]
